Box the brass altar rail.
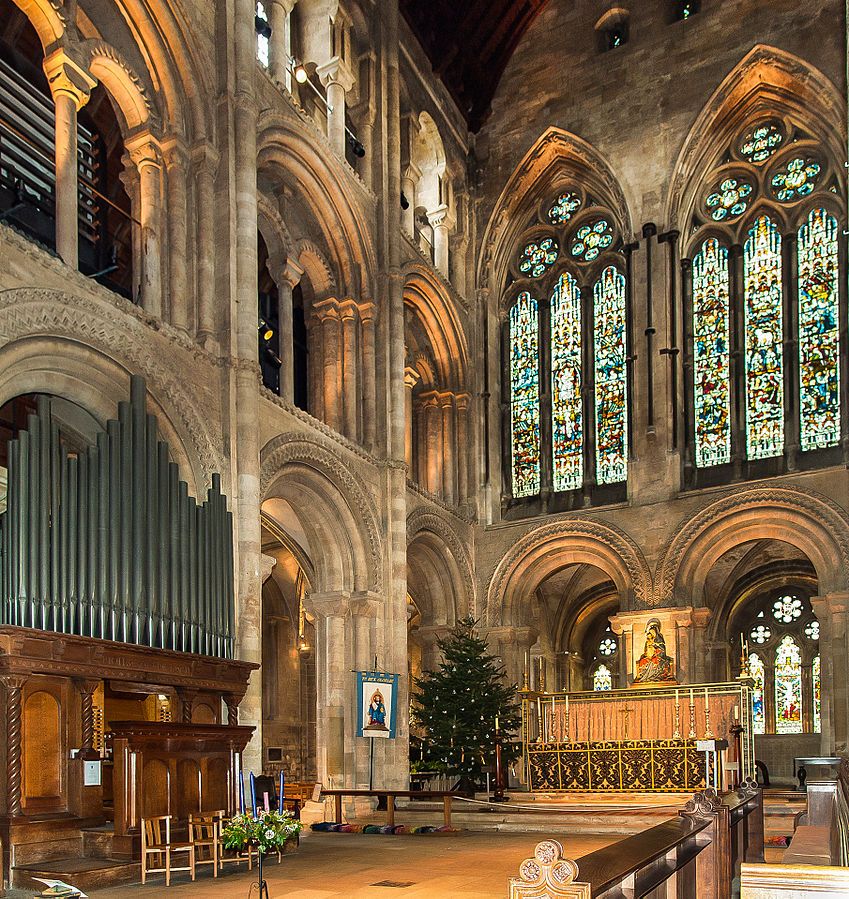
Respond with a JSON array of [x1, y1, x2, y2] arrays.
[[509, 780, 764, 898]]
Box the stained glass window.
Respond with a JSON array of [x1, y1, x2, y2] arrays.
[[798, 208, 840, 451], [255, 2, 270, 67], [594, 267, 628, 483], [772, 157, 822, 202], [705, 177, 753, 221], [593, 664, 612, 691], [548, 192, 582, 225], [804, 620, 819, 641], [551, 273, 583, 491], [749, 653, 765, 735], [510, 292, 540, 497], [744, 216, 784, 459], [599, 637, 617, 656], [519, 238, 558, 278], [813, 655, 821, 732], [750, 624, 771, 644], [693, 238, 731, 466], [571, 220, 613, 262], [773, 595, 802, 623], [775, 636, 803, 734], [740, 122, 783, 163]]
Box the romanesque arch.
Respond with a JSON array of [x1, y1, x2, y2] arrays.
[[485, 517, 653, 627], [259, 435, 382, 594], [655, 485, 849, 606], [0, 285, 218, 492]]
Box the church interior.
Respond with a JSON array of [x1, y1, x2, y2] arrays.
[[0, 0, 847, 895]]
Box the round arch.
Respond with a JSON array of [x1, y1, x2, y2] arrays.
[[9, 0, 65, 49], [656, 485, 849, 606], [259, 435, 382, 594], [486, 518, 653, 627]]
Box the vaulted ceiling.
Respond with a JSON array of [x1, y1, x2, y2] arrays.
[[400, 0, 551, 132]]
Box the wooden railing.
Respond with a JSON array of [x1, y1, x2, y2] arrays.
[[318, 789, 465, 828], [509, 779, 763, 898]]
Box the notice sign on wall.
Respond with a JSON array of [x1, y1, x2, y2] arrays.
[[356, 670, 398, 739]]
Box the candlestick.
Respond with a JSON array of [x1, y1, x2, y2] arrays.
[[688, 692, 696, 739], [551, 693, 555, 740], [673, 697, 681, 739], [565, 694, 570, 743], [703, 688, 713, 738], [279, 770, 284, 814], [495, 715, 499, 731], [249, 771, 257, 817], [537, 697, 543, 741], [239, 770, 246, 814], [524, 651, 529, 689]]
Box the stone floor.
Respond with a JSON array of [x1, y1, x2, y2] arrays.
[[83, 830, 617, 898]]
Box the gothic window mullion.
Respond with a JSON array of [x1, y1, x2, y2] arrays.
[[539, 295, 554, 502], [582, 283, 597, 500], [783, 230, 800, 470], [729, 244, 745, 479]]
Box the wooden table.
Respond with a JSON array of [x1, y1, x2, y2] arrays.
[[319, 789, 465, 828]]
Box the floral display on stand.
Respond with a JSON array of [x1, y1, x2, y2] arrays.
[[222, 809, 303, 853]]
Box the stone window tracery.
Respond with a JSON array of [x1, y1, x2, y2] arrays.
[[505, 186, 629, 510], [684, 116, 845, 485]]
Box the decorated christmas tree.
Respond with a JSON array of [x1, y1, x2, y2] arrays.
[[410, 616, 521, 781]]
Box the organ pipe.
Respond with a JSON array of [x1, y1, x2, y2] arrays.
[[0, 377, 235, 658]]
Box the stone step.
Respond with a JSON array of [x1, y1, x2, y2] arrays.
[[12, 856, 141, 893]]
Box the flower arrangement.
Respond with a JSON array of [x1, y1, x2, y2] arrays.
[[222, 810, 303, 854]]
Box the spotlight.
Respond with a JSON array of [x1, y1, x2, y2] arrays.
[[346, 131, 366, 158], [258, 318, 273, 341], [294, 64, 308, 84], [400, 192, 410, 210]]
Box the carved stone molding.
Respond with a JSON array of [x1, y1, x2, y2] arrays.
[[485, 517, 653, 625], [406, 508, 475, 619], [259, 434, 383, 592], [0, 286, 223, 486], [655, 483, 849, 602]]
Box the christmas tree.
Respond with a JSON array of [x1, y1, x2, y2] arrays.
[[410, 616, 521, 781]]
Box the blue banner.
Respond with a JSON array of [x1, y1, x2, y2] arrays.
[[356, 670, 398, 738]]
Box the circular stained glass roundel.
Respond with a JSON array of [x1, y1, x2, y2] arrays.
[[570, 219, 613, 262], [771, 156, 822, 202], [548, 192, 582, 225], [750, 624, 771, 644], [773, 595, 803, 623], [599, 637, 617, 656], [519, 237, 559, 278], [705, 177, 753, 221], [740, 122, 784, 164], [804, 620, 819, 641]]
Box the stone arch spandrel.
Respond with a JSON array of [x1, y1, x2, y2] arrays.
[[485, 517, 653, 627], [9, 0, 65, 50], [406, 508, 474, 622], [0, 286, 221, 492], [260, 434, 382, 593], [665, 45, 846, 231], [656, 485, 849, 606], [477, 126, 632, 296]]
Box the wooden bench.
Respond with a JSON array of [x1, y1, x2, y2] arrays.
[[318, 789, 465, 828]]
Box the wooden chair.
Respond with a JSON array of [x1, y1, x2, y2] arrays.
[[217, 813, 252, 873], [141, 814, 196, 886], [189, 812, 219, 878]]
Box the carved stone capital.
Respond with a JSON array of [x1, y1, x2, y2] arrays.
[[427, 203, 449, 229], [358, 301, 377, 323], [312, 296, 341, 322], [260, 553, 278, 584], [268, 258, 304, 291], [42, 48, 96, 109], [125, 128, 163, 171], [404, 366, 421, 391], [339, 298, 359, 321], [316, 56, 355, 92], [191, 141, 220, 177]]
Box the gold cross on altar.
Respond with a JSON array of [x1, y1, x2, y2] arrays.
[[619, 705, 635, 740]]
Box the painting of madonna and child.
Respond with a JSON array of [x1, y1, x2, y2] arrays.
[[632, 619, 677, 685]]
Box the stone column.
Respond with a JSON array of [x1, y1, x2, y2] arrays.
[[163, 138, 190, 333], [454, 394, 469, 504], [359, 302, 377, 450], [401, 163, 420, 236], [422, 392, 442, 496], [317, 57, 355, 158], [43, 49, 95, 268], [268, 258, 304, 403], [192, 143, 219, 345], [269, 0, 296, 90], [125, 130, 164, 318], [2, 674, 27, 817], [314, 299, 341, 431], [404, 367, 420, 470], [340, 300, 359, 440], [415, 626, 445, 674], [427, 204, 450, 277], [308, 311, 324, 420], [811, 593, 849, 753], [440, 392, 455, 505]]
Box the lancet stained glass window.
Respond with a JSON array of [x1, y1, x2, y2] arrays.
[[798, 208, 839, 451], [593, 664, 612, 691], [551, 273, 583, 491], [255, 2, 270, 67], [749, 653, 765, 734], [744, 215, 784, 459], [594, 267, 628, 484], [813, 655, 821, 733], [693, 238, 731, 466], [775, 636, 803, 734], [510, 292, 540, 497]]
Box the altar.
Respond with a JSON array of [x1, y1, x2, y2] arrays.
[[521, 682, 754, 793]]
